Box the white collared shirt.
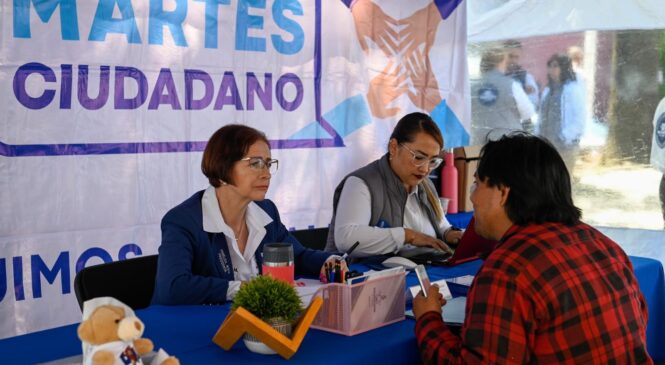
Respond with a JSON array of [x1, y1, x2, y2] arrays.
[[201, 186, 273, 300], [333, 176, 452, 257]]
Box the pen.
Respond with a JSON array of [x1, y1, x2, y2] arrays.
[[341, 241, 360, 261]]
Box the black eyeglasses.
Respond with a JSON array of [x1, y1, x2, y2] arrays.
[[239, 157, 279, 174], [400, 144, 443, 170]]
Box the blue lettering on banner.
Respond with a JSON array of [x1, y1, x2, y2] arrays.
[[271, 0, 304, 55], [13, 257, 25, 301], [0, 259, 5, 301], [13, 0, 80, 40], [31, 252, 70, 298], [75, 247, 113, 273], [12, 0, 304, 54], [89, 0, 142, 43], [0, 243, 145, 303], [118, 243, 143, 260], [149, 0, 188, 46], [236, 0, 267, 52], [194, 0, 231, 49]]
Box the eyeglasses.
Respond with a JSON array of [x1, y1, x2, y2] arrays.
[[239, 157, 279, 174], [400, 144, 443, 170]]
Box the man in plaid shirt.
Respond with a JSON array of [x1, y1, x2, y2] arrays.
[[413, 133, 652, 364]]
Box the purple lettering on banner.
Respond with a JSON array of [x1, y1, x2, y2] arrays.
[[78, 65, 110, 110], [75, 247, 113, 273], [60, 64, 73, 109], [149, 68, 182, 110], [214, 71, 243, 110], [12, 62, 56, 110], [13, 257, 24, 301], [114, 66, 148, 109], [31, 252, 70, 298], [276, 73, 303, 111], [184, 69, 214, 110], [246, 72, 272, 110], [0, 258, 6, 302]]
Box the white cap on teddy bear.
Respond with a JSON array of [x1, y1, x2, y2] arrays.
[[81, 297, 136, 359]]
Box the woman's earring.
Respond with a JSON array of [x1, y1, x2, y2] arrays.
[[219, 179, 228, 186]]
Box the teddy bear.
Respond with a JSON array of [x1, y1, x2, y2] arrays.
[[78, 304, 179, 365]]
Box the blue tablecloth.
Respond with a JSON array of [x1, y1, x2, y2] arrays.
[[2, 256, 663, 364]]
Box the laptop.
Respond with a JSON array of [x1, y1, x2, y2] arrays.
[[400, 217, 497, 266]]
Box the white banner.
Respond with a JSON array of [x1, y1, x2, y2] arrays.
[[0, 0, 468, 338]]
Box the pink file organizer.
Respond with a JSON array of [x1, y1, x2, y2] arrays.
[[310, 271, 406, 336]]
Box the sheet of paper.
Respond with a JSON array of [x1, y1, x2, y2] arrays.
[[294, 278, 326, 305], [347, 267, 406, 285], [408, 279, 452, 300], [405, 296, 467, 325], [446, 275, 475, 286]]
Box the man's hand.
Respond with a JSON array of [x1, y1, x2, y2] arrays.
[[413, 284, 446, 320]]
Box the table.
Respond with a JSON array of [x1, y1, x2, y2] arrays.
[[2, 256, 663, 364]]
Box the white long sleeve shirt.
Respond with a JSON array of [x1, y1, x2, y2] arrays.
[[333, 176, 453, 257]]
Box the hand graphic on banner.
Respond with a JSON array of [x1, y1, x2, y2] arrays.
[[397, 2, 442, 57], [404, 47, 443, 112], [350, 0, 399, 56], [348, 1, 445, 117], [367, 61, 408, 119]]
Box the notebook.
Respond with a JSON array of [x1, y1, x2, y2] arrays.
[[400, 217, 497, 266]]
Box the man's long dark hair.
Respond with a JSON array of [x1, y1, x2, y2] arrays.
[[476, 132, 581, 225]]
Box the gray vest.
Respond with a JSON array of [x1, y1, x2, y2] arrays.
[[471, 70, 522, 144], [325, 154, 444, 252]]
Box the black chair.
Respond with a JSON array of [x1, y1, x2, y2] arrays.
[[291, 227, 329, 250], [73, 254, 158, 311]]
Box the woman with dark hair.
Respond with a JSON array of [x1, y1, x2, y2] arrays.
[[325, 112, 463, 257], [152, 124, 342, 305], [538, 53, 585, 174]]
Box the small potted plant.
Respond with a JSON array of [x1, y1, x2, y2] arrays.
[[231, 275, 304, 355]]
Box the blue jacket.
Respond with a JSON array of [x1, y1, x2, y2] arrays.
[[152, 190, 331, 305]]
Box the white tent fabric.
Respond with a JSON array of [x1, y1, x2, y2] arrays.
[[468, 0, 665, 43]]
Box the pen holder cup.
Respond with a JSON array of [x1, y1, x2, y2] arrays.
[[310, 271, 405, 336]]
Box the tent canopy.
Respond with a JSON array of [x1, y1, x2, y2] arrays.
[[468, 0, 665, 43]]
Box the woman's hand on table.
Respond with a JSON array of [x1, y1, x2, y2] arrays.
[[444, 228, 464, 246], [404, 228, 453, 253]]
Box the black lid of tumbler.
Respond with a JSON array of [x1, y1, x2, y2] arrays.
[[262, 243, 294, 265]]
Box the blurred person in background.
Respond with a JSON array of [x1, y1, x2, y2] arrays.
[[471, 48, 535, 145], [650, 96, 665, 228], [538, 54, 586, 176], [504, 40, 540, 110]]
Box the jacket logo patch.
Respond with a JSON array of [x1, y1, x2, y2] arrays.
[[478, 84, 499, 106]]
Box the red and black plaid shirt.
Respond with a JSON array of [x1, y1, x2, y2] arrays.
[[415, 222, 652, 364]]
